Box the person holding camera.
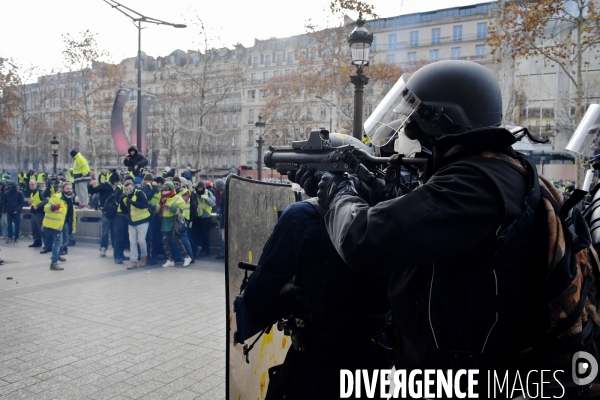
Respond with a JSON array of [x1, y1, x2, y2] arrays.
[[123, 145, 148, 178]]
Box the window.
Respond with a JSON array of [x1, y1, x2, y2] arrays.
[[476, 45, 486, 57], [251, 73, 257, 84], [320, 104, 326, 118], [385, 54, 396, 64], [248, 90, 255, 99], [477, 22, 487, 40], [451, 47, 461, 59], [287, 52, 294, 64], [409, 31, 418, 47], [263, 71, 269, 82], [276, 54, 283, 66], [232, 114, 238, 127], [223, 114, 228, 128], [372, 36, 377, 51], [285, 69, 291, 75], [429, 49, 439, 62], [388, 34, 397, 50], [248, 130, 254, 145], [431, 28, 440, 45], [253, 56, 259, 68], [407, 52, 417, 63], [216, 82, 221, 93], [274, 70, 280, 77], [453, 25, 462, 42], [265, 55, 271, 67], [249, 109, 255, 123]]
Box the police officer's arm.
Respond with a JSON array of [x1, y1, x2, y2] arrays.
[[243, 203, 320, 326], [325, 160, 514, 273]]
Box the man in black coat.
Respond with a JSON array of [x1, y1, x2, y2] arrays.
[[123, 145, 148, 177], [88, 171, 120, 257], [3, 182, 24, 243]]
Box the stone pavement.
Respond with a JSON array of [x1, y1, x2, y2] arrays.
[[0, 240, 226, 399]]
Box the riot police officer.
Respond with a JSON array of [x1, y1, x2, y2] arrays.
[[319, 61, 550, 393], [237, 135, 393, 400]]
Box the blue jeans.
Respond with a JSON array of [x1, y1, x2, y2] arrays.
[[1, 214, 7, 236], [50, 225, 68, 264], [171, 226, 193, 260], [7, 212, 20, 240], [218, 226, 225, 257], [128, 222, 149, 262], [100, 214, 114, 249]]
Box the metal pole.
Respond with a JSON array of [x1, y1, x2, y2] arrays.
[[53, 153, 57, 175], [350, 67, 369, 141], [137, 21, 143, 154], [257, 137, 264, 181]]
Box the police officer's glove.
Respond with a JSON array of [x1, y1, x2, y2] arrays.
[[317, 172, 358, 209], [287, 165, 322, 197]]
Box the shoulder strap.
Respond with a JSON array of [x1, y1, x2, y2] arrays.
[[495, 156, 541, 254]]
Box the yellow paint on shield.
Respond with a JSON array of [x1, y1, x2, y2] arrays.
[[248, 251, 253, 263], [282, 336, 287, 349], [260, 372, 267, 398]]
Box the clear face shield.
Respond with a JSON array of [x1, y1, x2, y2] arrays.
[[364, 74, 423, 151], [565, 104, 600, 163]]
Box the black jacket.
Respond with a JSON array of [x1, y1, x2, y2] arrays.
[[325, 148, 548, 370], [88, 182, 115, 210], [4, 186, 25, 214], [123, 145, 148, 177]]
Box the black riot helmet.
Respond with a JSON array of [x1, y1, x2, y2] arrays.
[[365, 60, 515, 149]]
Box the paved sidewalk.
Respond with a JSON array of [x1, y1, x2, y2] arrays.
[[0, 240, 226, 400]]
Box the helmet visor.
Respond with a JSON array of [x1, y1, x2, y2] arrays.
[[365, 74, 422, 147], [565, 104, 600, 161]]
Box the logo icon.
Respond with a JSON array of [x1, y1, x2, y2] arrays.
[[572, 351, 599, 386]]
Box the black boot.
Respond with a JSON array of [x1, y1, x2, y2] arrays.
[[29, 241, 42, 248]]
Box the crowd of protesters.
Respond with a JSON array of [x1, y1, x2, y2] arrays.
[[0, 146, 226, 269]]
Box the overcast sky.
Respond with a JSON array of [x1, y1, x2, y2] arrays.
[[3, 0, 486, 76]]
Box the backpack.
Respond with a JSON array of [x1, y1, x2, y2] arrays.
[[491, 152, 600, 397], [103, 194, 117, 220], [182, 169, 192, 179]]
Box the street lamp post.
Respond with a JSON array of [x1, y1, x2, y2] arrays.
[[51, 136, 59, 175], [255, 116, 265, 181], [348, 14, 373, 141], [103, 0, 186, 155]]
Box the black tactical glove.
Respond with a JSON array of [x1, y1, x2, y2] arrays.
[[287, 165, 321, 197], [317, 172, 358, 209]]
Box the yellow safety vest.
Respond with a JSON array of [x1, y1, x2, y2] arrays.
[[178, 189, 191, 220], [68, 170, 74, 183], [147, 183, 161, 206], [36, 172, 46, 184], [18, 173, 27, 184], [31, 190, 44, 207], [196, 192, 213, 216], [162, 195, 185, 218], [43, 193, 77, 233], [72, 153, 90, 176], [99, 173, 110, 184], [122, 190, 151, 223]]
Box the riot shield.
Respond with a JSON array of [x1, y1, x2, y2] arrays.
[[225, 175, 297, 400]]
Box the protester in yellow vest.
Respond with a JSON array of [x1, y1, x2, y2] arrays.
[[99, 168, 110, 184], [159, 181, 191, 267], [69, 148, 90, 207], [119, 180, 151, 270], [28, 180, 47, 248], [43, 182, 76, 271], [36, 172, 47, 184], [191, 181, 215, 258], [172, 177, 194, 264]]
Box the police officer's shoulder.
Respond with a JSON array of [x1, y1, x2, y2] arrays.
[[278, 201, 319, 225]]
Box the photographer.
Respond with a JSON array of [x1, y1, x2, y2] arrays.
[[123, 145, 148, 178]]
